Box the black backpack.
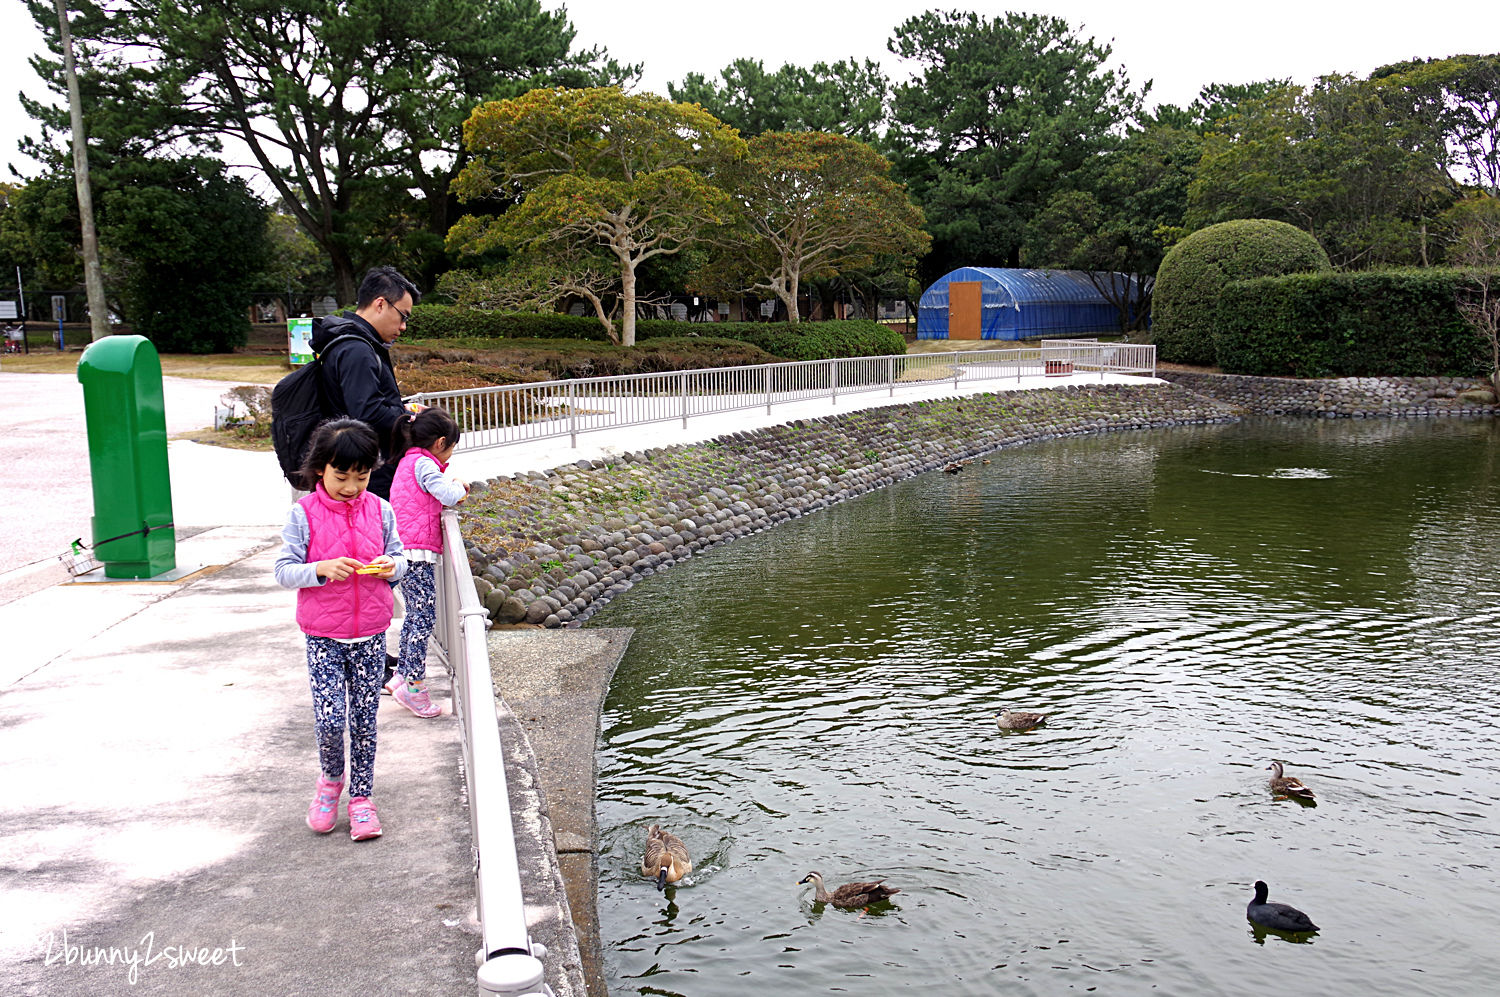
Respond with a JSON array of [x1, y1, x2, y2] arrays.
[[270, 333, 365, 487]]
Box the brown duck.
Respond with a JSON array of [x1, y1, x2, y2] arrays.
[[641, 825, 692, 891], [996, 710, 1047, 731], [797, 871, 900, 908], [1267, 761, 1315, 800]]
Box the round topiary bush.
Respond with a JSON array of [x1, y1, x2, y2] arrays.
[[1152, 219, 1332, 366]]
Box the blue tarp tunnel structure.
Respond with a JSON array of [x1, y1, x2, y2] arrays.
[[917, 267, 1133, 340]]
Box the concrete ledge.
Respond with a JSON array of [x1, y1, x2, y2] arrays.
[[487, 629, 633, 997]]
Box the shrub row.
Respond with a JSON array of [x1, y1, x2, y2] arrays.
[[1215, 269, 1499, 378], [636, 318, 905, 359], [406, 305, 907, 360], [406, 305, 609, 341]]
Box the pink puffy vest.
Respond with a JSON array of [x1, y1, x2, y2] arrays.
[[390, 447, 446, 554], [296, 484, 394, 639]]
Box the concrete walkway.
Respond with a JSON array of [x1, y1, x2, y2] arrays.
[[2, 361, 1160, 995]]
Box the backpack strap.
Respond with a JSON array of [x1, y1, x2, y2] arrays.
[[310, 333, 371, 417], [316, 333, 368, 361]]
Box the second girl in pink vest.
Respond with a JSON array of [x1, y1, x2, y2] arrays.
[[386, 407, 468, 717], [274, 418, 407, 840]]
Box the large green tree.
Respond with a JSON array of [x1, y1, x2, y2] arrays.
[[22, 0, 631, 301], [669, 58, 889, 143], [886, 10, 1146, 281], [450, 86, 746, 346], [702, 131, 928, 323], [1372, 54, 1500, 195], [1188, 74, 1455, 268], [0, 176, 85, 291], [103, 157, 269, 352], [0, 157, 267, 348], [1029, 118, 1201, 332]]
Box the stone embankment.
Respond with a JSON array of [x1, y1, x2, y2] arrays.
[[458, 382, 1237, 628], [1158, 370, 1500, 418]]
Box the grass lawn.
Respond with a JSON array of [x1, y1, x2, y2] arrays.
[[2, 349, 289, 384]]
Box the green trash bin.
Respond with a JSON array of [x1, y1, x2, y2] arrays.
[[76, 335, 176, 579]]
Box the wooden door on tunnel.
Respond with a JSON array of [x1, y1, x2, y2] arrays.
[[948, 281, 982, 339]]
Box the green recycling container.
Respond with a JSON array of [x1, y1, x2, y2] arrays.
[[76, 335, 176, 578]]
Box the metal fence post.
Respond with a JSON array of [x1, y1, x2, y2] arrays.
[[680, 371, 689, 429], [888, 355, 895, 396], [830, 359, 838, 406], [567, 381, 577, 448]]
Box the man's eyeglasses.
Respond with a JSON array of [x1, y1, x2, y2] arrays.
[[384, 298, 411, 324]]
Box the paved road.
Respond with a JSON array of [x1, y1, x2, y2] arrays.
[[2, 371, 285, 588]]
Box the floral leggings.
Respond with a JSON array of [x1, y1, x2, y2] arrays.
[[306, 634, 384, 798], [397, 562, 437, 684]]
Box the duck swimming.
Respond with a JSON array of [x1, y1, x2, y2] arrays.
[[996, 710, 1047, 731], [641, 825, 692, 891], [1246, 880, 1319, 933], [1267, 761, 1315, 800], [797, 871, 900, 908]]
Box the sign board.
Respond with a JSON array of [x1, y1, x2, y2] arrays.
[[0, 301, 17, 320], [288, 317, 314, 366], [51, 295, 66, 322]]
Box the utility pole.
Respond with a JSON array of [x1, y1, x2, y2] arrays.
[[55, 0, 110, 343]]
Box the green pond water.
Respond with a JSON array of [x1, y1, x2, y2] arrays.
[[589, 417, 1500, 996]]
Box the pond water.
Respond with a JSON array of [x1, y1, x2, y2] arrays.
[[590, 417, 1500, 996]]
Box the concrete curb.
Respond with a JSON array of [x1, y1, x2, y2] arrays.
[[488, 629, 634, 997]]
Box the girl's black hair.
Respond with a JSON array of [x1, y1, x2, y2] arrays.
[[299, 417, 381, 490], [390, 406, 461, 457]]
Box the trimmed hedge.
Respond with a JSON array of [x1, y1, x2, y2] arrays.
[[405, 305, 610, 341], [1215, 269, 1498, 377], [637, 318, 905, 359], [407, 305, 907, 360], [1153, 219, 1332, 366]]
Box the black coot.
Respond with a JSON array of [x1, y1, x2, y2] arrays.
[[1246, 880, 1319, 932]]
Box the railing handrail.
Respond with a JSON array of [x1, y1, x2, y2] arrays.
[[434, 510, 551, 996], [411, 343, 1155, 455]]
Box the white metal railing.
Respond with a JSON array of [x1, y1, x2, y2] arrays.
[[433, 510, 551, 997], [1039, 338, 1155, 375], [411, 343, 1155, 453]]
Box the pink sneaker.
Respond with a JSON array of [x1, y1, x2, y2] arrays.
[[393, 678, 441, 718], [348, 797, 382, 840], [306, 774, 343, 834]]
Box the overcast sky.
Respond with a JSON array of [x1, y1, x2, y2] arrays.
[[2, 0, 1494, 180]]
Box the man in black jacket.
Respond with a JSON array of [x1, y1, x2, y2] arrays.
[[309, 266, 420, 689], [309, 266, 420, 500]]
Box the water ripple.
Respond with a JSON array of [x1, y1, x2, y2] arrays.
[[594, 419, 1500, 996]]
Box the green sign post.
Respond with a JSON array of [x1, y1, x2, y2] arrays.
[[288, 316, 313, 365], [76, 335, 176, 578]]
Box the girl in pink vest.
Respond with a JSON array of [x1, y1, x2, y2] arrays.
[[386, 407, 468, 717], [274, 418, 407, 840]]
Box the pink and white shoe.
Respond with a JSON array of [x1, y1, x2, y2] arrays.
[[306, 774, 343, 834], [348, 796, 382, 840], [393, 678, 441, 718]]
